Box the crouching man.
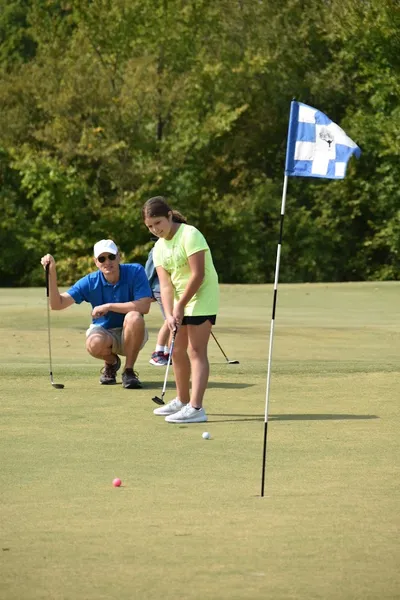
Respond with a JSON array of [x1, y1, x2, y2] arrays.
[[41, 239, 152, 389]]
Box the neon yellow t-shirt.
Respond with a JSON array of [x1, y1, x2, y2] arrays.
[[152, 224, 219, 316]]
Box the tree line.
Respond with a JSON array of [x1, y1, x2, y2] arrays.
[[0, 0, 399, 286]]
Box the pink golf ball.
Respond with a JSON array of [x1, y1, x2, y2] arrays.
[[112, 478, 122, 487]]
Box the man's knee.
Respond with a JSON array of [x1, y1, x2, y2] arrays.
[[123, 311, 144, 330], [122, 312, 148, 351], [86, 333, 111, 355]]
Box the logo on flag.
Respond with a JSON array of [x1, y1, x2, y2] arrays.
[[285, 101, 361, 179]]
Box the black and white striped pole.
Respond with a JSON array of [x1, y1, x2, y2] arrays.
[[260, 174, 288, 497]]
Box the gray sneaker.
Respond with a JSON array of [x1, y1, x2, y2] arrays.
[[153, 398, 185, 416], [99, 355, 121, 385], [122, 369, 142, 389], [165, 404, 207, 423]]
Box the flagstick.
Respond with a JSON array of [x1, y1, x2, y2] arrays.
[[261, 174, 288, 497], [260, 99, 361, 496]]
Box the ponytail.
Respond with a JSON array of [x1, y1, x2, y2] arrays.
[[142, 196, 187, 223], [171, 210, 187, 224]]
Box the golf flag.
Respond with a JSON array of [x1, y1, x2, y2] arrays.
[[261, 100, 361, 497], [285, 101, 361, 179]]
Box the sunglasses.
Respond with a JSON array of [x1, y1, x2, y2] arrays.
[[97, 253, 117, 263]]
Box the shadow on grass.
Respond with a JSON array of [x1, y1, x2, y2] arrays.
[[207, 413, 379, 422], [142, 382, 254, 390]]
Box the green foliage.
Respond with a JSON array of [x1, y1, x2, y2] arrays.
[[0, 0, 37, 67], [0, 0, 399, 285], [0, 147, 33, 286]]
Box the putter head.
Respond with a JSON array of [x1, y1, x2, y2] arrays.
[[49, 371, 64, 389], [152, 395, 165, 406], [228, 360, 240, 364]]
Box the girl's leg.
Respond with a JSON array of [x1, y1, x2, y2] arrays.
[[154, 293, 170, 350], [187, 320, 212, 408], [171, 326, 190, 403], [156, 320, 170, 348]]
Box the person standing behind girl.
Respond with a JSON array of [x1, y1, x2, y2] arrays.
[[145, 245, 171, 366], [142, 196, 219, 424]]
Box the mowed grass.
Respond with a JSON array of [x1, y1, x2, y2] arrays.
[[0, 282, 399, 600]]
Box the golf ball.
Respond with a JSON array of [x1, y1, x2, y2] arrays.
[[112, 478, 122, 487], [202, 432, 211, 440]]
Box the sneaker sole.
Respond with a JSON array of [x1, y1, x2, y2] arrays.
[[122, 382, 143, 389], [149, 359, 167, 366], [153, 408, 181, 416], [99, 380, 117, 385], [165, 415, 208, 423]]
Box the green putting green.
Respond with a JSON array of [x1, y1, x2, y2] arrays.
[[1, 283, 399, 599]]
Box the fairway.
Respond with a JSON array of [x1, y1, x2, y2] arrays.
[[1, 283, 399, 600]]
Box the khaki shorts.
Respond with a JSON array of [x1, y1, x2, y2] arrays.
[[86, 324, 149, 356]]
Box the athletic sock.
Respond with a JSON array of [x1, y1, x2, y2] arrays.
[[156, 344, 164, 352]]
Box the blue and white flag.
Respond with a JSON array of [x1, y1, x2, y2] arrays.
[[285, 101, 361, 179]]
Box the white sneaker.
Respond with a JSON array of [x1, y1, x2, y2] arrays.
[[165, 404, 207, 423], [153, 398, 185, 416]]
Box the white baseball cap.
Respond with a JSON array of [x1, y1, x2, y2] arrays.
[[93, 239, 118, 259]]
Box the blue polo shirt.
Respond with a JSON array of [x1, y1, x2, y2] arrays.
[[67, 264, 152, 329]]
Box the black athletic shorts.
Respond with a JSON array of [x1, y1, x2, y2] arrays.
[[181, 315, 217, 326]]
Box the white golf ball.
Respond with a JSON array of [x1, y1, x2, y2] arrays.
[[202, 432, 211, 440]]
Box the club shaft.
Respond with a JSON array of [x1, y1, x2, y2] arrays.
[[161, 330, 176, 396], [46, 266, 54, 379], [211, 331, 230, 362]]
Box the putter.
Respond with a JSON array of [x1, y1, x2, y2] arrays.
[[152, 328, 177, 405], [46, 265, 65, 389], [211, 331, 239, 364]]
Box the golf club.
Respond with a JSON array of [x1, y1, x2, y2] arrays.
[[152, 328, 177, 405], [211, 331, 239, 364], [46, 264, 65, 389]]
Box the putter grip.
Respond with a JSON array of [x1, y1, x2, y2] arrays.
[[45, 263, 50, 297]]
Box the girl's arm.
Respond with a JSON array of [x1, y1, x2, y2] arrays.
[[157, 265, 175, 319]]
